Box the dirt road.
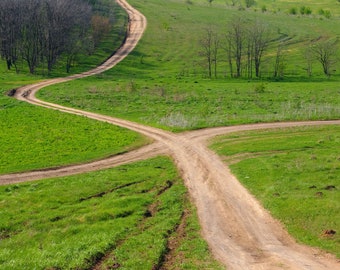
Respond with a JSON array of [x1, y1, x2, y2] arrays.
[[2, 0, 339, 269]]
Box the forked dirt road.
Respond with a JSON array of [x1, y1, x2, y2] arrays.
[[1, 0, 339, 269]]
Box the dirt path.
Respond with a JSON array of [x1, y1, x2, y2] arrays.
[[2, 0, 339, 269]]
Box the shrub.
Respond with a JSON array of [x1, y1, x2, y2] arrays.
[[289, 7, 297, 15], [254, 83, 266, 93], [300, 6, 312, 15], [318, 9, 331, 18]]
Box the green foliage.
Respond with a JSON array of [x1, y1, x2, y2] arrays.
[[245, 0, 255, 8], [289, 7, 297, 15], [300, 6, 312, 15], [210, 125, 340, 257]]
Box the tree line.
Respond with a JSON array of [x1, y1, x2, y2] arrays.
[[200, 16, 339, 79], [0, 0, 114, 74]]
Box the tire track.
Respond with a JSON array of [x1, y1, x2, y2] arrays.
[[2, 0, 339, 269]]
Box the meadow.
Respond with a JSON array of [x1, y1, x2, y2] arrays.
[[0, 96, 148, 174], [37, 0, 340, 131], [0, 2, 148, 174], [1, 0, 340, 267], [0, 157, 223, 269], [210, 125, 340, 257]]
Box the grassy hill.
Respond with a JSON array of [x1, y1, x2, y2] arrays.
[[37, 0, 340, 131]]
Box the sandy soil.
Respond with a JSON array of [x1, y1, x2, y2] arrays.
[[2, 0, 339, 269]]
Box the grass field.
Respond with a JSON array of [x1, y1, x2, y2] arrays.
[[37, 0, 340, 131], [251, 0, 340, 16], [38, 77, 340, 131], [0, 93, 148, 174], [0, 2, 147, 175], [0, 157, 223, 269], [1, 0, 340, 267], [210, 125, 340, 258]]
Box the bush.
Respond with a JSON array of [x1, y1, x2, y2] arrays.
[[300, 6, 312, 15], [254, 83, 266, 93], [244, 0, 255, 8], [289, 7, 297, 15], [318, 9, 331, 18]]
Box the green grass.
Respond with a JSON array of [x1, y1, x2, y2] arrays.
[[36, 0, 340, 131], [1, 0, 340, 267], [210, 125, 340, 257], [251, 0, 340, 17], [0, 2, 144, 175], [38, 78, 340, 131], [0, 157, 222, 269], [0, 94, 148, 174]]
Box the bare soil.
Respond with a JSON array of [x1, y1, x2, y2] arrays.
[[2, 0, 339, 269]]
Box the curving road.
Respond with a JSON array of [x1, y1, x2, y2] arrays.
[[2, 0, 339, 269]]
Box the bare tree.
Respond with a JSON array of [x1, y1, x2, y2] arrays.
[[42, 0, 92, 73], [0, 0, 95, 74], [20, 0, 45, 74], [245, 31, 254, 78], [311, 39, 338, 77], [224, 16, 270, 78], [225, 16, 246, 77], [199, 27, 219, 78], [212, 31, 219, 78], [304, 44, 313, 77], [91, 15, 111, 48], [249, 19, 270, 77], [0, 0, 21, 71], [273, 42, 286, 78]]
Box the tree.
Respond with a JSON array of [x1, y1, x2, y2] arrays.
[[249, 19, 270, 77], [199, 27, 219, 78], [65, 6, 92, 73], [273, 42, 286, 78], [20, 0, 45, 74], [0, 0, 21, 71], [43, 0, 92, 73], [0, 0, 95, 74], [91, 15, 111, 48], [245, 0, 255, 8], [225, 16, 246, 77], [225, 16, 270, 78], [304, 44, 314, 77], [312, 39, 338, 77]]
